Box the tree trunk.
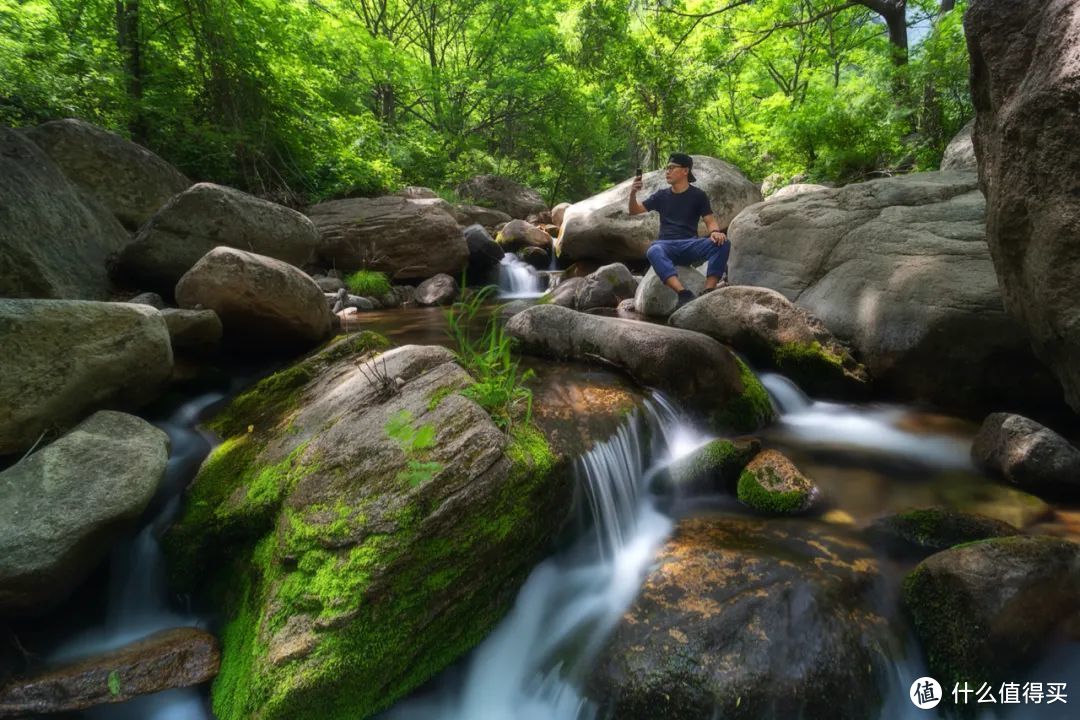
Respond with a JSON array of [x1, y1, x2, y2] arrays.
[[115, 0, 147, 143], [856, 0, 908, 65]]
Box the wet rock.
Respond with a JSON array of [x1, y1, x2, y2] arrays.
[[175, 247, 334, 352], [496, 219, 552, 251], [307, 195, 468, 281], [966, 1, 1080, 412], [904, 536, 1080, 690], [736, 449, 820, 514], [657, 437, 761, 495], [114, 183, 320, 298], [0, 300, 173, 455], [940, 119, 975, 172], [0, 128, 130, 300], [0, 411, 168, 615], [574, 263, 638, 311], [590, 516, 891, 720], [463, 224, 504, 285], [543, 277, 585, 308], [930, 472, 1054, 530], [633, 266, 705, 317], [160, 308, 223, 356], [972, 413, 1080, 500], [414, 273, 459, 306], [0, 628, 219, 715], [23, 118, 191, 230], [163, 340, 572, 720], [670, 285, 870, 399], [728, 170, 1062, 415], [505, 304, 773, 432], [454, 174, 547, 219], [867, 507, 1019, 558], [517, 246, 549, 269], [557, 157, 761, 264], [127, 292, 165, 309]]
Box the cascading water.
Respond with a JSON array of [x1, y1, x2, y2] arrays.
[[498, 253, 544, 298], [382, 395, 706, 720]]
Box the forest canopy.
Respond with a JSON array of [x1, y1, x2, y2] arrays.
[[0, 0, 971, 204]]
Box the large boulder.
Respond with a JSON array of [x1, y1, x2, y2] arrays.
[[455, 204, 512, 228], [0, 411, 168, 615], [767, 182, 828, 201], [728, 171, 1062, 415], [175, 247, 333, 351], [633, 265, 706, 317], [904, 536, 1080, 690], [589, 517, 891, 720], [505, 304, 774, 431], [463, 224, 504, 285], [574, 263, 638, 311], [971, 413, 1080, 499], [454, 174, 547, 219], [966, 0, 1080, 413], [162, 338, 572, 720], [0, 128, 130, 300], [307, 195, 468, 281], [495, 219, 552, 251], [113, 183, 320, 298], [940, 119, 976, 172], [0, 300, 173, 455], [23, 118, 191, 230], [0, 628, 218, 715], [670, 285, 870, 399], [556, 157, 762, 264]]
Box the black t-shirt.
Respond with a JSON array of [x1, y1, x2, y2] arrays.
[[642, 185, 713, 240]]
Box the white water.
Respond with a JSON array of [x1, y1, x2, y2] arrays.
[[498, 252, 545, 298], [383, 396, 706, 720]]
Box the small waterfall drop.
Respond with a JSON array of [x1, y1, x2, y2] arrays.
[[498, 253, 544, 298]]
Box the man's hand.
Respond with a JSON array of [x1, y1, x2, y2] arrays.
[[708, 229, 727, 245], [628, 177, 647, 215], [630, 177, 643, 194]]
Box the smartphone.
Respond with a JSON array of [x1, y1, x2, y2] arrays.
[[635, 167, 642, 180]]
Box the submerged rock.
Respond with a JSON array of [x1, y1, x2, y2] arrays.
[[903, 536, 1080, 690], [163, 336, 572, 720], [0, 411, 168, 615], [867, 507, 1019, 558], [736, 449, 820, 515], [589, 516, 892, 720], [971, 413, 1080, 499], [0, 628, 218, 715]]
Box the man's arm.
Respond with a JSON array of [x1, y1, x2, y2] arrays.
[[628, 177, 648, 215], [702, 213, 727, 244]]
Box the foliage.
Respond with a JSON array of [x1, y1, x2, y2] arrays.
[[445, 286, 534, 431], [344, 269, 391, 298], [384, 409, 443, 487], [107, 670, 121, 697]]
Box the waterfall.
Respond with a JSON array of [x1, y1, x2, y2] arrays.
[[382, 395, 705, 720], [498, 253, 544, 298]]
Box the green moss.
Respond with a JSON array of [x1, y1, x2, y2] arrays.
[[427, 386, 456, 411], [774, 340, 845, 371], [343, 270, 391, 297], [736, 466, 808, 514], [712, 358, 775, 433]]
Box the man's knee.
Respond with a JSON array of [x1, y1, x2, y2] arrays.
[[646, 244, 666, 265]]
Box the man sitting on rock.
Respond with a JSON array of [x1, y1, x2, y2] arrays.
[[629, 152, 729, 309]]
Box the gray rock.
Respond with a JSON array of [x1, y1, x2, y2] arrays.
[[307, 195, 468, 281], [114, 183, 320, 297], [766, 183, 828, 201], [23, 118, 191, 230], [505, 304, 773, 431], [0, 628, 218, 713], [575, 263, 638, 311], [940, 119, 976, 172], [728, 171, 1062, 415], [543, 277, 585, 308], [499, 299, 531, 320], [966, 1, 1080, 413], [557, 157, 761, 264], [316, 276, 345, 293], [127, 292, 165, 309], [517, 246, 550, 270], [590, 517, 891, 720], [414, 274, 459, 306], [0, 411, 168, 614], [393, 186, 439, 199], [456, 204, 512, 228], [551, 201, 571, 228], [463, 224, 504, 285], [175, 247, 333, 351], [670, 285, 870, 399], [496, 219, 552, 251], [0, 300, 173, 455], [971, 413, 1080, 498], [633, 265, 705, 317], [455, 174, 547, 219], [346, 295, 375, 311], [0, 128, 130, 300], [904, 536, 1080, 689], [160, 308, 223, 356]]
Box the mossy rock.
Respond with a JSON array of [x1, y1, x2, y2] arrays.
[[164, 337, 573, 720], [657, 437, 761, 495], [903, 536, 1080, 693], [867, 506, 1019, 558], [709, 357, 775, 434], [736, 449, 819, 515]]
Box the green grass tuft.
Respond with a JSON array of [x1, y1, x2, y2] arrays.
[[344, 270, 392, 297]]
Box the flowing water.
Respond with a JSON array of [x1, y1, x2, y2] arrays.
[[497, 253, 545, 298]]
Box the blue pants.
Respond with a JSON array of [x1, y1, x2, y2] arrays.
[[645, 237, 730, 283]]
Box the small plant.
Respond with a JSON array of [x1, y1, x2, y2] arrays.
[[445, 286, 534, 432], [344, 269, 392, 297], [354, 350, 398, 403], [107, 670, 121, 697], [385, 410, 443, 487]]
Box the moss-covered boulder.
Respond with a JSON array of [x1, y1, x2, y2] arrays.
[[867, 507, 1019, 558], [903, 536, 1080, 691], [736, 449, 819, 515], [163, 333, 573, 720], [589, 516, 892, 720], [656, 437, 761, 495], [670, 285, 870, 399]]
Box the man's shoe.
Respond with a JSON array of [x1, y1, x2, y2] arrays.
[[675, 289, 696, 309]]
